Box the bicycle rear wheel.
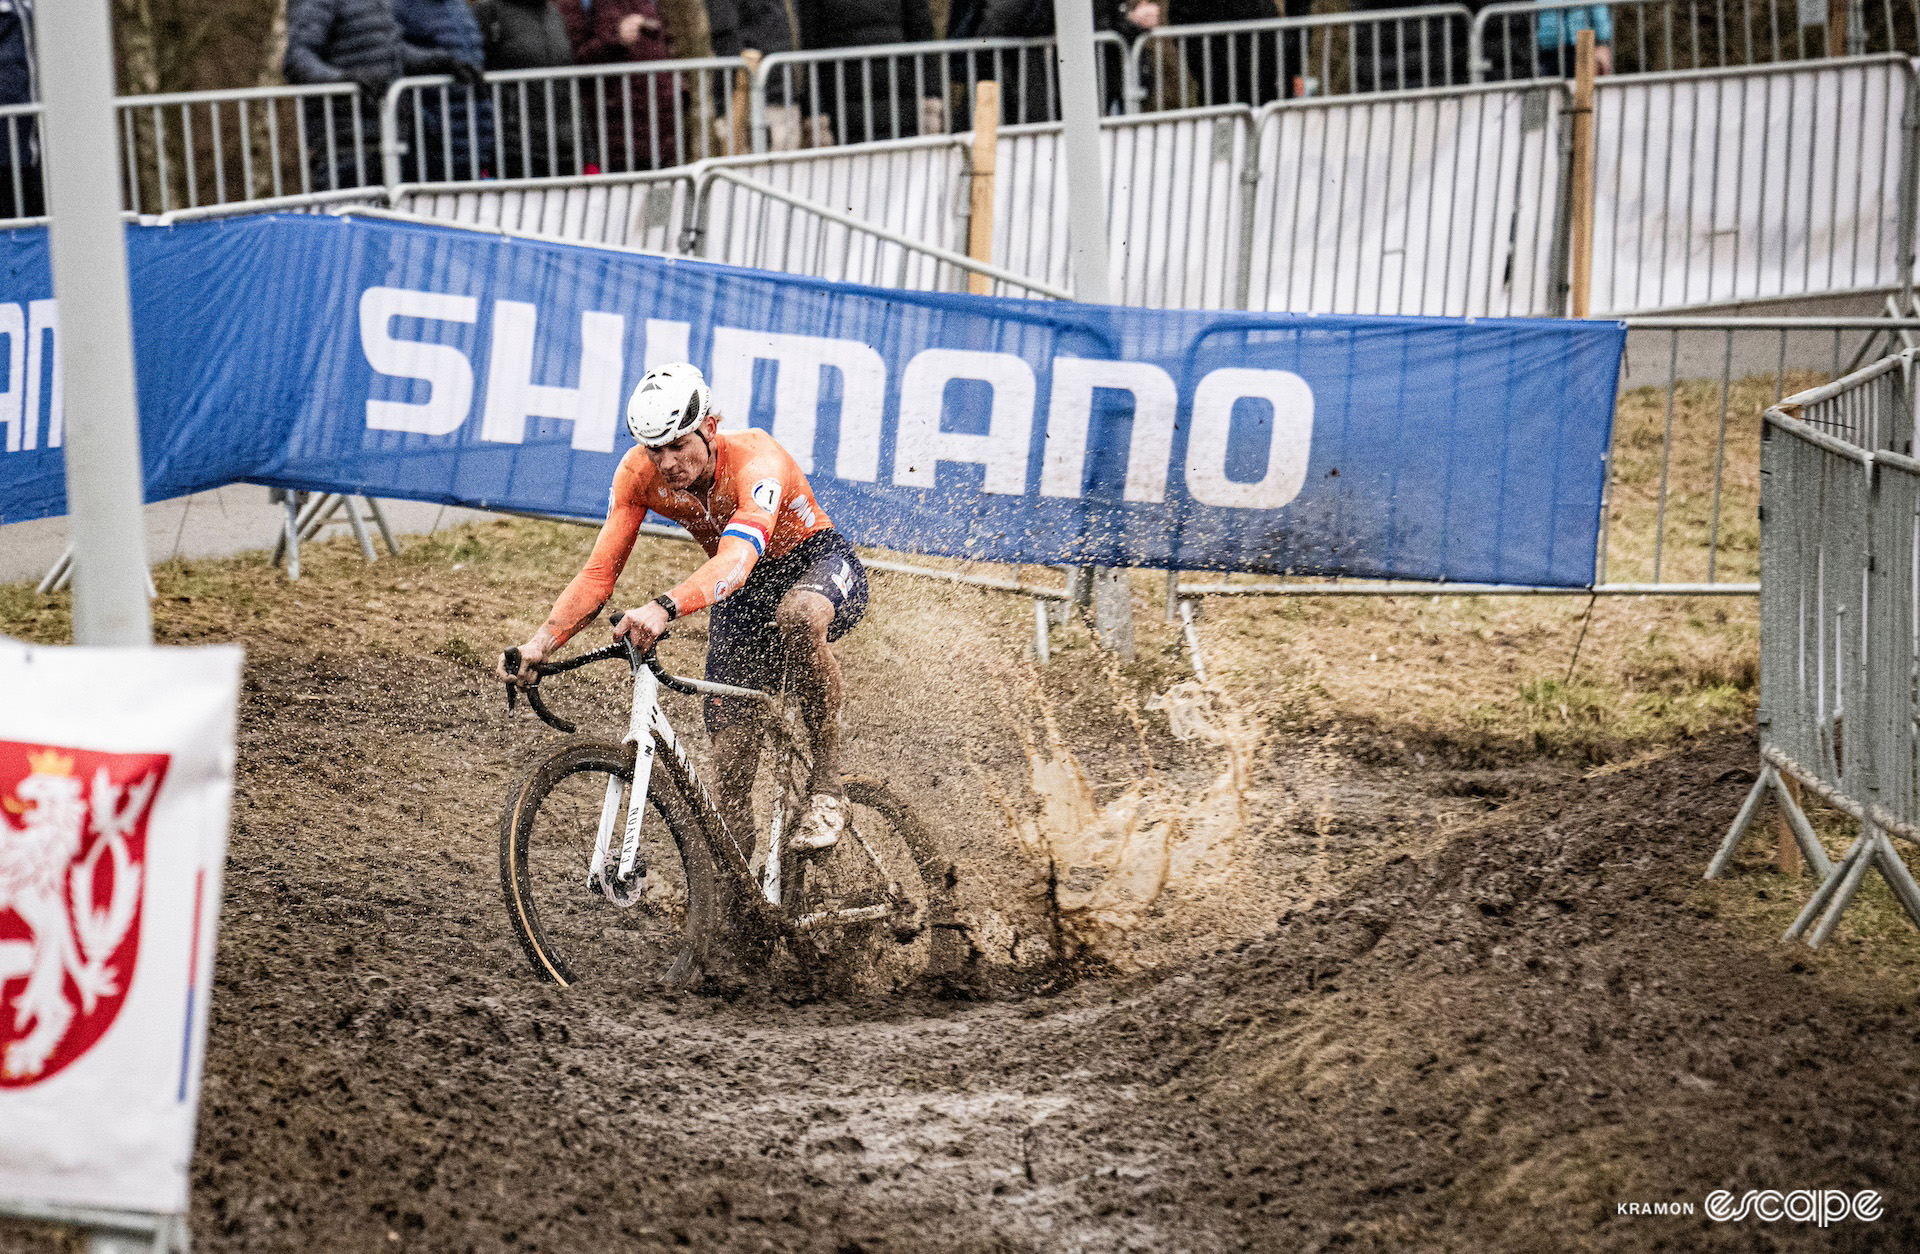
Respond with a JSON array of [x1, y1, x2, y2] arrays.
[[786, 775, 956, 992], [500, 738, 721, 988]]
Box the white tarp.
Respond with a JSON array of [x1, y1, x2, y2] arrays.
[[394, 175, 696, 255], [1245, 85, 1565, 318], [0, 641, 241, 1216], [1590, 58, 1910, 315]]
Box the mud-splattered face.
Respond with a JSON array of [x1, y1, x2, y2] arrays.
[[644, 413, 719, 491]]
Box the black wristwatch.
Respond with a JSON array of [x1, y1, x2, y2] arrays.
[[652, 593, 679, 621]]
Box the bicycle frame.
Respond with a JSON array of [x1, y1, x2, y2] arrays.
[[591, 645, 779, 906]]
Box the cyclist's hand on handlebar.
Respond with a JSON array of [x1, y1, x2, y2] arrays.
[[499, 630, 555, 689], [611, 602, 671, 654]]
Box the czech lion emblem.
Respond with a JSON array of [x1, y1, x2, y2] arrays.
[[0, 740, 168, 1086]]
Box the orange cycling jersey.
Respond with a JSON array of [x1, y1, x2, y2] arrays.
[[542, 429, 833, 646]]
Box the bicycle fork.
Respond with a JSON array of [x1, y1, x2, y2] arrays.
[[588, 659, 670, 907]]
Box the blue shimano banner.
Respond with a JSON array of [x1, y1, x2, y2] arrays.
[[0, 215, 1624, 585]]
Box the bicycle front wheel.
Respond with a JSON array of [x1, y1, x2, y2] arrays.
[[500, 738, 721, 988]]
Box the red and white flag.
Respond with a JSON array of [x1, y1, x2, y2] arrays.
[[0, 639, 241, 1217]]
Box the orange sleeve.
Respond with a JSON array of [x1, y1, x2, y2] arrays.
[[661, 446, 791, 616], [541, 456, 649, 647]]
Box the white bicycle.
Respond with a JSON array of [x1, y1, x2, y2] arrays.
[[498, 619, 960, 990]]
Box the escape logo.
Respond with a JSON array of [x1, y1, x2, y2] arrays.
[[1703, 1189, 1883, 1224]]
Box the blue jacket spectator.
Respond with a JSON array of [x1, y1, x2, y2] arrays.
[[285, 0, 480, 188], [393, 0, 494, 181], [1536, 3, 1613, 75], [0, 0, 41, 220]]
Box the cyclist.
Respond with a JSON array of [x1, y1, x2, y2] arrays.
[[498, 362, 869, 853]]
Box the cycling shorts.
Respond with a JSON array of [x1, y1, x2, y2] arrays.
[[703, 529, 868, 731]]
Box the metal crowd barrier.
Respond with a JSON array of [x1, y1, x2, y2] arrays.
[[1243, 80, 1569, 318], [690, 166, 1071, 298], [117, 82, 370, 214], [382, 59, 747, 189], [1590, 55, 1917, 315], [1132, 7, 1476, 111], [390, 168, 697, 254], [1711, 348, 1920, 947], [0, 101, 41, 221], [1472, 0, 1913, 82], [753, 35, 1130, 149]]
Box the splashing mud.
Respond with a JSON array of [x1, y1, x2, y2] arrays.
[[996, 681, 1260, 969]]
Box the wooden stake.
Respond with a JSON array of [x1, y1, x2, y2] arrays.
[[1568, 28, 1596, 318], [1777, 774, 1806, 876], [1829, 0, 1850, 57], [731, 49, 761, 156], [966, 81, 1000, 297]]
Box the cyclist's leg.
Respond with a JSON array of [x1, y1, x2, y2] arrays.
[[707, 702, 768, 853], [704, 581, 783, 854], [776, 534, 870, 799], [774, 589, 843, 796]]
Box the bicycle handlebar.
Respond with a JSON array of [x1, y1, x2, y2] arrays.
[[502, 617, 711, 734]]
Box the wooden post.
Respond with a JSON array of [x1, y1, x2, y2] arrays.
[[966, 81, 1000, 296], [1777, 775, 1806, 876], [1829, 0, 1849, 57], [731, 48, 761, 156], [1568, 28, 1596, 318]]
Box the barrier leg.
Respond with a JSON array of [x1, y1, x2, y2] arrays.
[[343, 494, 378, 563], [1180, 600, 1206, 682], [1705, 765, 1774, 879], [1807, 829, 1878, 949], [1871, 828, 1920, 933], [1033, 597, 1050, 666], [1091, 567, 1135, 660], [366, 496, 402, 556], [282, 491, 301, 581], [1784, 831, 1867, 942], [1164, 569, 1178, 623], [297, 493, 343, 543], [1770, 770, 1835, 879], [36, 546, 73, 595]]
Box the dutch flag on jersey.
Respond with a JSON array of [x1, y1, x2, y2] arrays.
[[723, 518, 768, 555]]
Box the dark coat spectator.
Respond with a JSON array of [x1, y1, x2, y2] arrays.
[[1166, 0, 1305, 109], [286, 0, 475, 188], [1349, 0, 1470, 92], [393, 0, 493, 181], [474, 0, 581, 177], [706, 0, 795, 58], [557, 0, 680, 170], [793, 0, 938, 142], [0, 0, 41, 221], [977, 0, 1155, 122]]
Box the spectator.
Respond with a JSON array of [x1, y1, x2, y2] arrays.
[[978, 0, 1158, 122], [1532, 2, 1612, 77], [285, 0, 482, 190], [1350, 0, 1468, 93], [0, 0, 41, 221], [393, 0, 493, 181], [1168, 0, 1300, 109], [557, 0, 681, 170], [473, 0, 581, 176], [706, 0, 802, 149], [792, 0, 942, 143]]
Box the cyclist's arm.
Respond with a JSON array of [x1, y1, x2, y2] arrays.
[[659, 454, 788, 617], [660, 522, 765, 617], [541, 462, 650, 648]]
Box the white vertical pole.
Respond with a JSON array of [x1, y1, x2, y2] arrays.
[[1051, 0, 1134, 654], [1052, 0, 1112, 304], [37, 0, 154, 647]]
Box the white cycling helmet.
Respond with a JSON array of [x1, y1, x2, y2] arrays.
[[626, 362, 712, 447]]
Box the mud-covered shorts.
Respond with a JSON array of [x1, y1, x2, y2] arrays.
[[703, 529, 868, 731]]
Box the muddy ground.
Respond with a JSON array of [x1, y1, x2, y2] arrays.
[[5, 526, 1920, 1252]]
